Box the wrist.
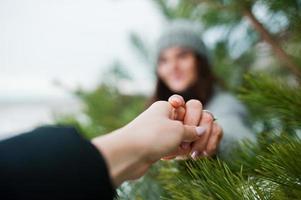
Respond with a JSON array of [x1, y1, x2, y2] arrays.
[[91, 127, 147, 187]]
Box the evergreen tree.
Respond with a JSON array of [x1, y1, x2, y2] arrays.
[[158, 74, 301, 199], [57, 0, 301, 199], [118, 0, 301, 199], [56, 62, 146, 139]]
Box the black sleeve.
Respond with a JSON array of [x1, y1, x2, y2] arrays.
[[0, 126, 115, 200]]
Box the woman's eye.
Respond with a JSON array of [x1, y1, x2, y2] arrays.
[[159, 58, 167, 65], [178, 52, 188, 59]]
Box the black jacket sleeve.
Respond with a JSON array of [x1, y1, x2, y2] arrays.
[[0, 126, 115, 200]]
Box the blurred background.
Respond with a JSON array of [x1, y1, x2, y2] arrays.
[[0, 0, 162, 139], [1, 0, 301, 199], [1, 0, 300, 140]]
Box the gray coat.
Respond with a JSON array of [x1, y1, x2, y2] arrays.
[[205, 90, 255, 157]]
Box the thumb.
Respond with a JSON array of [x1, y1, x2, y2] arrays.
[[182, 125, 206, 142]]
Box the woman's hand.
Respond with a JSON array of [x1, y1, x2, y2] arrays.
[[91, 100, 204, 187], [168, 94, 223, 159]]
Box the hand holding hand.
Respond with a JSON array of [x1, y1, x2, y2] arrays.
[[168, 94, 223, 159], [91, 100, 204, 186]]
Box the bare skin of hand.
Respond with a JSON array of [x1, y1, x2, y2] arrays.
[[91, 101, 205, 187], [167, 94, 223, 159]]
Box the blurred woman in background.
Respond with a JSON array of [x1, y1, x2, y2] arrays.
[[149, 20, 255, 158]]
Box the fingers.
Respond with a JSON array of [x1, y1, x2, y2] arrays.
[[191, 110, 214, 159], [184, 100, 203, 126], [158, 97, 222, 160], [173, 106, 186, 121], [150, 101, 173, 116], [205, 122, 223, 156], [168, 95, 186, 121], [181, 124, 206, 142], [169, 98, 204, 159]]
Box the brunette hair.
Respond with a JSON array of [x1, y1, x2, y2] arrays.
[[148, 50, 220, 107]]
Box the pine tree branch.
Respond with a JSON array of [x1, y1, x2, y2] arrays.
[[239, 73, 301, 129], [244, 8, 301, 80], [257, 137, 301, 191]]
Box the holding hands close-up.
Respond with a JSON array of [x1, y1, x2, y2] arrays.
[[92, 94, 223, 187]]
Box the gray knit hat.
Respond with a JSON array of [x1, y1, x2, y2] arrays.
[[155, 20, 208, 61]]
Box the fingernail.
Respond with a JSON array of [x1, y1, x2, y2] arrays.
[[196, 126, 206, 136], [175, 98, 181, 104], [202, 151, 208, 157], [191, 151, 199, 160], [170, 97, 180, 104]]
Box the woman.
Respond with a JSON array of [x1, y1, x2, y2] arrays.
[[149, 20, 255, 158]]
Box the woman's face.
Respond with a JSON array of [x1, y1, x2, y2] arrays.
[[157, 47, 198, 93]]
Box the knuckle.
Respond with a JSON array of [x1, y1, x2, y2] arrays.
[[202, 112, 214, 123], [152, 100, 170, 109], [152, 100, 166, 106]]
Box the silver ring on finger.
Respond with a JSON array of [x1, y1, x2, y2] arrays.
[[203, 110, 217, 121]]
